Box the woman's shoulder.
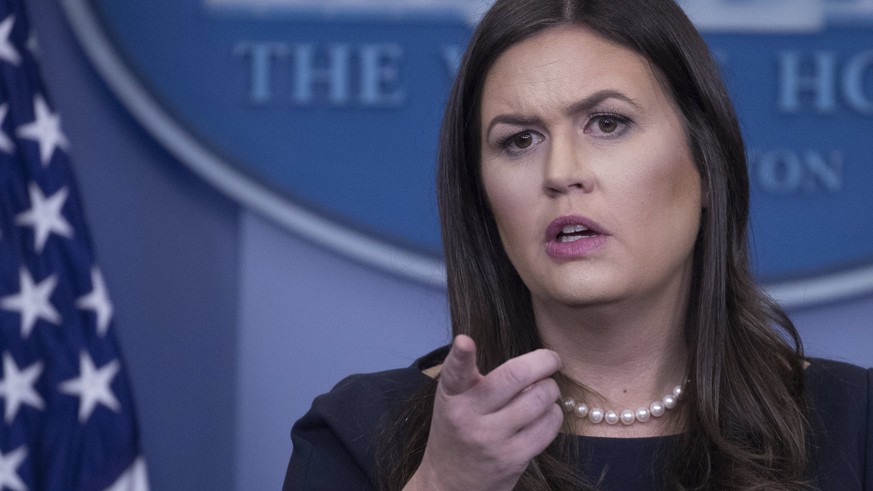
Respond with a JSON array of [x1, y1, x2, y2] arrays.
[[804, 357, 871, 404], [285, 345, 448, 488], [803, 357, 870, 429], [327, 344, 448, 399], [802, 357, 872, 489], [296, 344, 448, 430]]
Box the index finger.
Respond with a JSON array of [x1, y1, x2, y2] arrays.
[[476, 349, 562, 413], [439, 334, 482, 396]]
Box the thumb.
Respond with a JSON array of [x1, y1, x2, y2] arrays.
[[439, 335, 481, 396]]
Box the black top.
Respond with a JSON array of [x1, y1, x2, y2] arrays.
[[284, 347, 872, 490]]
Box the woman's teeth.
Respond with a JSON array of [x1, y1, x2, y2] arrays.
[[557, 224, 594, 242], [562, 224, 588, 234]]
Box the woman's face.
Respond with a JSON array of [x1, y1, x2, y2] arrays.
[[479, 26, 702, 310]]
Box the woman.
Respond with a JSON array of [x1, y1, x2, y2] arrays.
[[285, 0, 872, 489]]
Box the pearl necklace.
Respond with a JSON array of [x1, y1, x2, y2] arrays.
[[560, 383, 685, 426]]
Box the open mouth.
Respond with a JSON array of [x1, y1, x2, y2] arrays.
[[556, 224, 599, 243], [545, 216, 608, 257]]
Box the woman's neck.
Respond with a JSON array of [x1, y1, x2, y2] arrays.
[[534, 295, 689, 437]]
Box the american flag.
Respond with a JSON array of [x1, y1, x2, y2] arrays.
[[0, 1, 148, 489]]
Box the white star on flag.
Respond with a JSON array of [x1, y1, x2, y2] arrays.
[[0, 15, 20, 66], [59, 351, 121, 423], [0, 103, 15, 154], [76, 267, 114, 336], [0, 352, 44, 423], [15, 94, 69, 166], [0, 267, 62, 338], [0, 445, 27, 491], [15, 182, 74, 254]]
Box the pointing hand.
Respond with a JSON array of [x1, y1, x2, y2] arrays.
[[404, 335, 563, 491]]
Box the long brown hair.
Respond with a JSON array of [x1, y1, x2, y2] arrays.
[[378, 0, 809, 488]]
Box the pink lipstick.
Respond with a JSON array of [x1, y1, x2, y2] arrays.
[[545, 215, 609, 259]]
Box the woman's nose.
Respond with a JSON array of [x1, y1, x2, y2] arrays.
[[542, 135, 594, 196]]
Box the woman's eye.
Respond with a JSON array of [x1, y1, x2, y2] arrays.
[[586, 114, 631, 138], [498, 130, 542, 153], [513, 132, 534, 149]]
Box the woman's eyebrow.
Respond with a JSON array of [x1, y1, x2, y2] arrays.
[[564, 89, 641, 116], [484, 115, 543, 138], [484, 89, 640, 138]]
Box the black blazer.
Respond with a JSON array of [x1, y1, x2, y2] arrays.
[[285, 347, 872, 490]]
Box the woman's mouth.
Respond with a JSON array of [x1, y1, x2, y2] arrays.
[[546, 216, 609, 258]]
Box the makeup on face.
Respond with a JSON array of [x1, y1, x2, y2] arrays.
[[479, 25, 702, 308]]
